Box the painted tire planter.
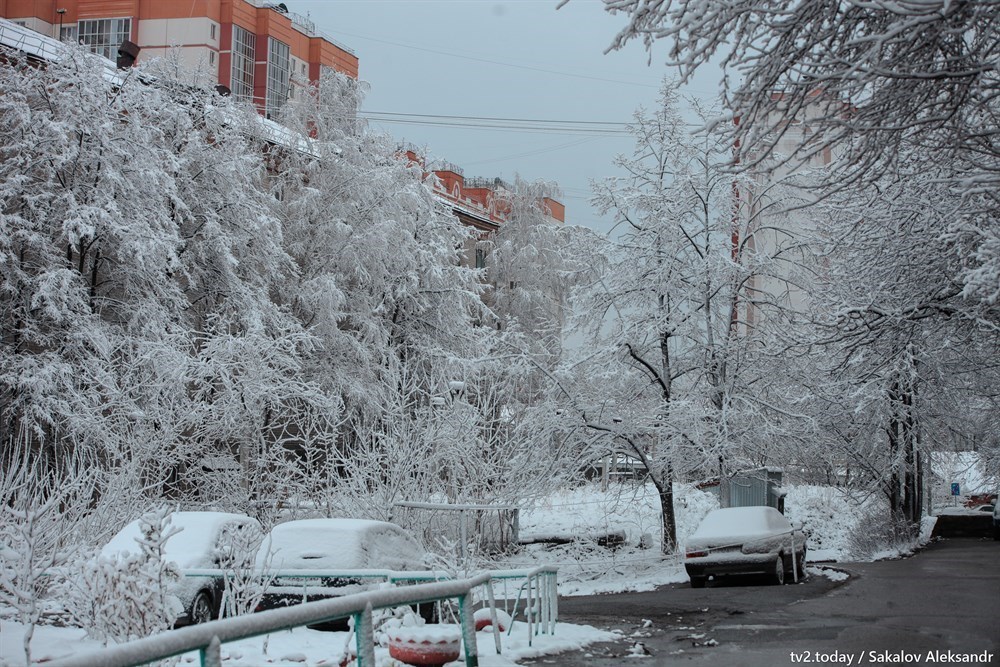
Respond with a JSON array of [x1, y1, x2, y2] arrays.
[[473, 608, 512, 632], [387, 624, 462, 667]]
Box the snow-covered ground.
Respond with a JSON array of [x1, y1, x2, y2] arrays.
[[1, 481, 935, 666], [0, 617, 618, 667]]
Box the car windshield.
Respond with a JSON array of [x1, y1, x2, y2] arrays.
[[260, 519, 423, 571], [692, 507, 789, 540]]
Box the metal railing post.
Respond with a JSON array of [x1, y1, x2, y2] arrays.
[[354, 603, 375, 667], [543, 573, 552, 634], [550, 571, 559, 633], [525, 573, 534, 645], [458, 592, 479, 667], [790, 530, 799, 583], [484, 579, 502, 655], [199, 636, 221, 667]]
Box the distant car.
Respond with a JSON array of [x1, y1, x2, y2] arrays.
[[102, 511, 262, 625], [684, 506, 807, 588], [255, 519, 430, 622], [963, 493, 997, 509], [993, 495, 1000, 541]]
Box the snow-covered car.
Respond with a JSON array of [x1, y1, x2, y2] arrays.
[[255, 519, 429, 623], [684, 506, 807, 588], [102, 511, 262, 625]]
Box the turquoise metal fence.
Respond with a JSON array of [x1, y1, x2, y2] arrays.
[[43, 574, 492, 667]]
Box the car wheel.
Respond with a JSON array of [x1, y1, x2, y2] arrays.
[[416, 602, 437, 624], [796, 551, 807, 580], [190, 591, 213, 625], [689, 576, 706, 589], [773, 557, 785, 585]]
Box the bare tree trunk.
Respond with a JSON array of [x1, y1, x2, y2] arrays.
[[653, 463, 677, 554], [886, 379, 903, 520]]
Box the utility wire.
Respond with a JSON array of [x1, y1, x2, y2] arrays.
[[362, 110, 631, 126], [357, 110, 701, 135], [360, 117, 630, 136], [326, 27, 663, 90]]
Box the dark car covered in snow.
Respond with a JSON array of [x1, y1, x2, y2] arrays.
[[254, 518, 431, 625], [101, 511, 262, 625]]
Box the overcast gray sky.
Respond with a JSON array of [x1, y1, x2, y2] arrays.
[[296, 0, 721, 233]]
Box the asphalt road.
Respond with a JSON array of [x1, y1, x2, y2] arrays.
[[523, 538, 999, 666]]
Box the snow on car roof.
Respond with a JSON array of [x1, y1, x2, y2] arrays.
[[690, 506, 788, 540], [259, 518, 422, 571], [102, 511, 258, 569]]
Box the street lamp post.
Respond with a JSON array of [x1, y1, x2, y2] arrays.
[[55, 8, 66, 40]]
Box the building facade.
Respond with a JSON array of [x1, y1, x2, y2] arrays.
[[733, 92, 840, 331], [0, 0, 358, 117], [399, 148, 566, 268]]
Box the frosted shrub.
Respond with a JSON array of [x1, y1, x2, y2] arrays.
[[58, 509, 184, 643], [847, 506, 918, 561], [220, 527, 270, 619], [0, 450, 95, 666]]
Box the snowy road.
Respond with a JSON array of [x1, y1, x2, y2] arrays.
[[526, 539, 1000, 666]]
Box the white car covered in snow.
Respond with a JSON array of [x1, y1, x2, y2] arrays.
[[684, 506, 807, 588], [101, 511, 262, 625]]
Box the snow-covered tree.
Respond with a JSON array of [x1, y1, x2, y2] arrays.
[[805, 154, 1000, 524], [582, 0, 1000, 310], [482, 178, 570, 371], [0, 45, 587, 562], [0, 47, 334, 516], [565, 83, 806, 552]]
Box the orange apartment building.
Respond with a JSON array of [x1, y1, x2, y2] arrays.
[[0, 2, 566, 254], [0, 0, 358, 117]]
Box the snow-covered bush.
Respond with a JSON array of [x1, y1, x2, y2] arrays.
[[0, 450, 94, 666], [783, 485, 865, 561], [57, 509, 183, 643], [846, 505, 918, 561], [220, 526, 271, 619]]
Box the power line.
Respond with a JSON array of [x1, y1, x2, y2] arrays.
[[361, 117, 630, 136], [357, 109, 703, 135], [326, 27, 663, 90], [362, 110, 630, 126]]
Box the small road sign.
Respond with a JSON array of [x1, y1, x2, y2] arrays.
[[951, 483, 961, 496]]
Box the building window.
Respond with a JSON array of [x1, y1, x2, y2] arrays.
[[475, 248, 486, 269], [230, 25, 255, 102], [78, 18, 131, 60], [210, 23, 216, 40], [60, 25, 78, 43], [266, 37, 290, 117], [208, 50, 215, 65]]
